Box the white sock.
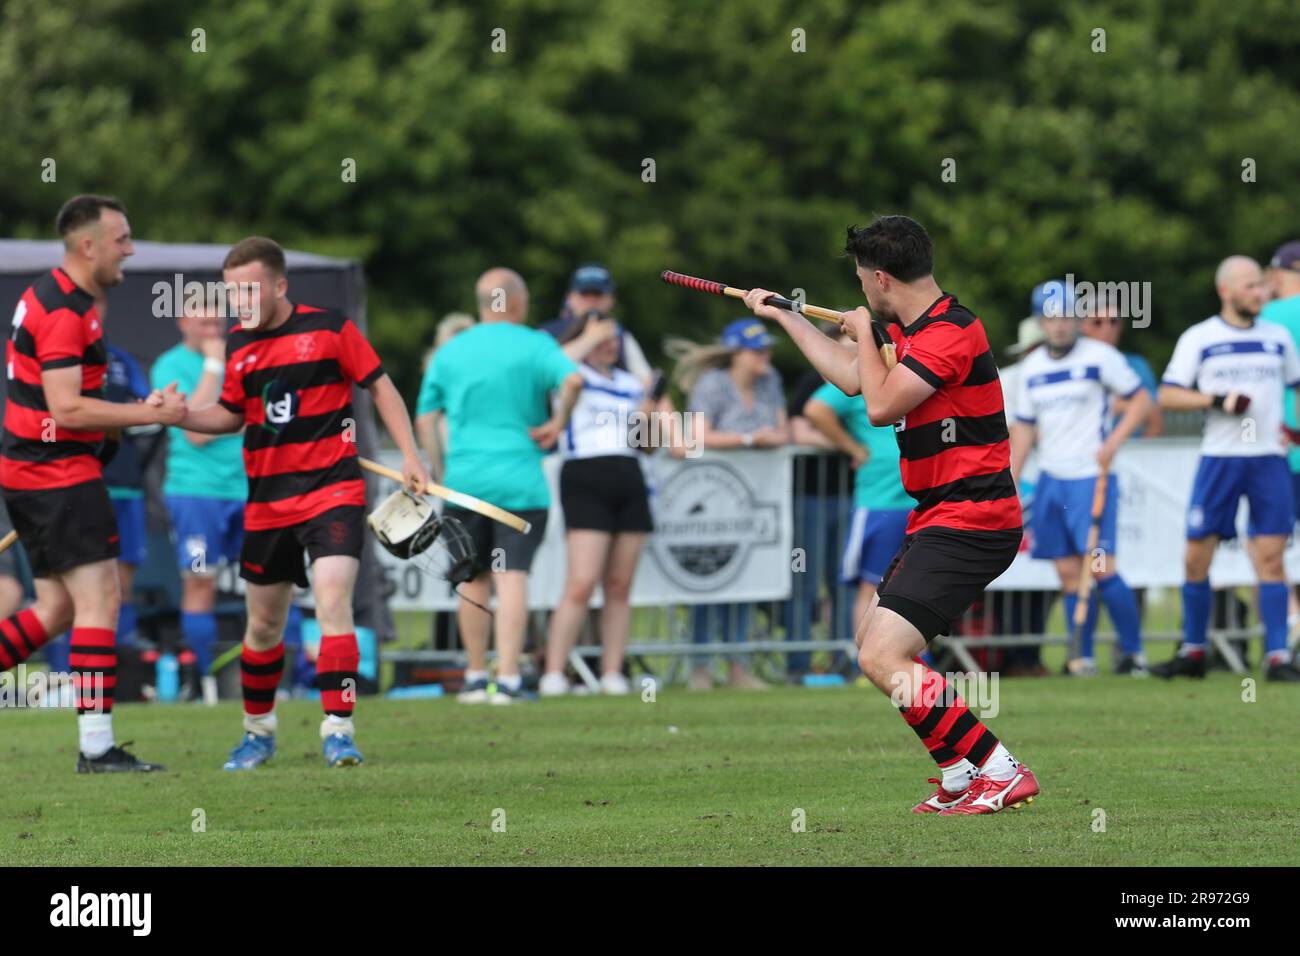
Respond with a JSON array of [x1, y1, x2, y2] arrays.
[[941, 758, 977, 793], [465, 669, 489, 684], [78, 713, 114, 758], [244, 710, 278, 738], [979, 743, 1022, 782], [321, 714, 355, 739], [496, 673, 522, 692]]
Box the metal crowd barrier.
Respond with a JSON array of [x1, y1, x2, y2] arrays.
[[394, 441, 1283, 687]]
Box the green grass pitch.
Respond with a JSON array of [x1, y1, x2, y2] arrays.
[[3, 676, 1296, 866]]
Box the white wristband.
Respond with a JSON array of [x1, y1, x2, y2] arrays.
[[203, 358, 224, 374]]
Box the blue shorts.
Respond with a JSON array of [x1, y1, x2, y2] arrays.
[[111, 495, 148, 567], [839, 507, 909, 585], [165, 496, 245, 573], [1030, 472, 1117, 560], [1188, 455, 1294, 540], [1292, 470, 1300, 526]]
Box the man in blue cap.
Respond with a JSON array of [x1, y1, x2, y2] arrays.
[[544, 264, 652, 382]]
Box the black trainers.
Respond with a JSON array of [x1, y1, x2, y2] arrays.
[[77, 742, 165, 774], [1265, 660, 1300, 683], [1150, 652, 1207, 680]]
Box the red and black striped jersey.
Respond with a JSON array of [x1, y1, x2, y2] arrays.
[[219, 303, 384, 530], [887, 294, 1022, 534], [1, 268, 108, 491]]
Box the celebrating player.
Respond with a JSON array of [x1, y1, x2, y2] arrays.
[[745, 214, 1037, 815], [1, 195, 185, 772], [179, 237, 430, 768], [1154, 256, 1300, 682], [152, 300, 249, 704], [1008, 280, 1151, 676]]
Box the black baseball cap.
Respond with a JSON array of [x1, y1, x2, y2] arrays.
[[569, 263, 615, 294], [1270, 241, 1300, 271]]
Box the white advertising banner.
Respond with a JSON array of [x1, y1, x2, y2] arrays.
[[374, 439, 1294, 609], [993, 438, 1300, 590], [375, 448, 794, 611]]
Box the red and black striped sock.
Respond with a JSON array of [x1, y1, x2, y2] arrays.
[[899, 665, 999, 769], [69, 626, 116, 714], [0, 609, 49, 671], [317, 633, 359, 717], [240, 643, 284, 716]]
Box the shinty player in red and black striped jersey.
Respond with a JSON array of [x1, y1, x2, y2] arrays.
[[745, 215, 1038, 815], [1, 195, 186, 773], [178, 237, 429, 770]]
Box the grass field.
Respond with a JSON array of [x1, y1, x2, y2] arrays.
[[3, 674, 1297, 866]]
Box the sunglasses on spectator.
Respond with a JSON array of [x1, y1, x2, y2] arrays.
[[1086, 317, 1121, 326]]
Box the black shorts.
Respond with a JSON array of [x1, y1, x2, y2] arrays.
[[877, 526, 1023, 642], [240, 505, 365, 588], [560, 456, 654, 534], [2, 480, 120, 579], [445, 506, 548, 577]]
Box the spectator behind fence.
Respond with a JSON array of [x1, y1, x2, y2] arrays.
[[415, 268, 583, 703], [804, 375, 911, 664], [540, 314, 666, 697], [150, 302, 249, 703], [415, 312, 476, 480], [667, 317, 790, 690], [782, 324, 855, 680], [543, 263, 653, 383], [1081, 298, 1163, 438]]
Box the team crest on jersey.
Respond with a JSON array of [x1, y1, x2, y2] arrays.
[[294, 334, 316, 361], [260, 379, 299, 432]]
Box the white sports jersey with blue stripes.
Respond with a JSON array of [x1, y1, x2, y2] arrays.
[[559, 363, 646, 459], [1162, 315, 1300, 457], [1014, 338, 1142, 478]]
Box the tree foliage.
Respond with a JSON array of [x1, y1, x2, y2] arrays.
[[4, 0, 1300, 398]]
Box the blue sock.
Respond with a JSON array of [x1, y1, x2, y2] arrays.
[[1098, 575, 1142, 656], [182, 611, 218, 674], [1258, 582, 1289, 660], [115, 601, 138, 646], [45, 632, 71, 672], [1182, 580, 1211, 651], [1062, 592, 1100, 658]]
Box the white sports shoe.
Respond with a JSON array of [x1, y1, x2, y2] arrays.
[[539, 672, 570, 697], [600, 672, 630, 695]]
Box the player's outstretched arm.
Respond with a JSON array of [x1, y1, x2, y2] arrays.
[[742, 288, 861, 396], [178, 401, 244, 434], [368, 373, 430, 493], [43, 366, 185, 429]]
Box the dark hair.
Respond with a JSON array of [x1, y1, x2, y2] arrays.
[[56, 195, 125, 237], [223, 236, 287, 275], [844, 215, 933, 282]]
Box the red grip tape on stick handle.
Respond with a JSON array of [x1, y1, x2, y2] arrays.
[[660, 270, 727, 296]]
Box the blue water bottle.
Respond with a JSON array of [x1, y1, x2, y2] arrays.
[[157, 652, 179, 704]]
